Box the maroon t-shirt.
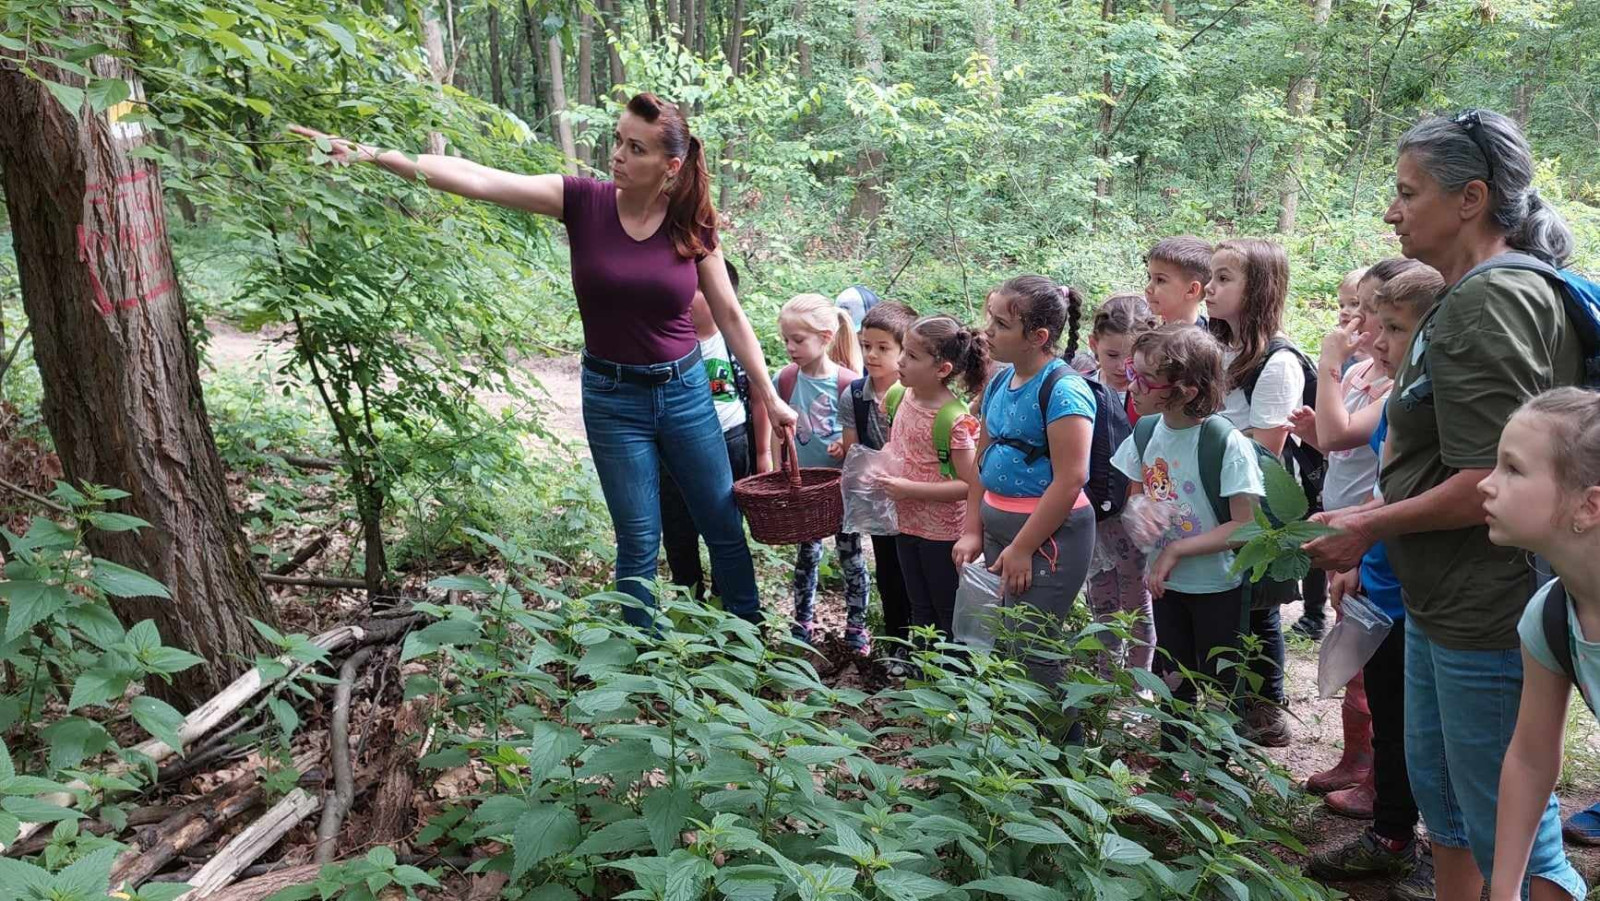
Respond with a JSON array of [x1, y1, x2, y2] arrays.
[[561, 176, 713, 365]]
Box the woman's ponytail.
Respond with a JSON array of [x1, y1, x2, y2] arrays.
[[627, 93, 718, 260], [1510, 189, 1575, 268]]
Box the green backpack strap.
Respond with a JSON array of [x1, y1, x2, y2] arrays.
[[1196, 415, 1237, 528], [932, 400, 968, 480], [1133, 415, 1158, 460], [884, 384, 906, 424]]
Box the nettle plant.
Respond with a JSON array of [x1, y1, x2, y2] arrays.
[[0, 484, 203, 843], [1229, 458, 1337, 585], [395, 534, 1338, 901]]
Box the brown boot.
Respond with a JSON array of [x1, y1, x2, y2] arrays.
[[1307, 672, 1373, 794], [1325, 768, 1376, 819]]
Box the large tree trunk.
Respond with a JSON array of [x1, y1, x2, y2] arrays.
[[422, 5, 450, 154], [726, 0, 747, 73], [847, 0, 885, 222], [0, 44, 275, 705], [489, 5, 505, 108], [547, 35, 579, 171], [603, 0, 626, 97], [795, 0, 811, 78], [1275, 0, 1332, 234], [681, 0, 696, 53]]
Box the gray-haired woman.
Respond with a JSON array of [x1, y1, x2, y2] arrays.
[[1307, 109, 1586, 900]]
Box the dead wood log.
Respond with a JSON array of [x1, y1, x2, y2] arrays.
[[173, 788, 321, 900], [313, 647, 372, 863], [365, 697, 427, 847], [184, 863, 320, 901], [259, 574, 366, 590], [271, 534, 331, 577]]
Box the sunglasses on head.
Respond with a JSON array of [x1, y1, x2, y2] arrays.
[[1452, 109, 1496, 187]]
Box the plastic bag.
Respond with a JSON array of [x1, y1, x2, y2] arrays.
[[841, 444, 899, 536], [953, 562, 1003, 650], [1317, 592, 1394, 699], [1121, 494, 1177, 556]]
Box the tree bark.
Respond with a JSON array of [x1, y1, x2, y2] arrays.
[[0, 28, 276, 706], [1275, 0, 1332, 234], [646, 0, 663, 43], [489, 5, 505, 107], [422, 6, 450, 155], [795, 0, 811, 78], [682, 0, 696, 52], [847, 0, 885, 222], [972, 0, 998, 72], [1092, 0, 1116, 219], [603, 0, 626, 97], [577, 12, 596, 167], [726, 0, 748, 74], [547, 35, 579, 171]]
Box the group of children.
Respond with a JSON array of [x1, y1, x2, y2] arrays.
[[655, 235, 1600, 900]]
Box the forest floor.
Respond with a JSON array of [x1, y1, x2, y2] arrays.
[[199, 329, 1600, 900]]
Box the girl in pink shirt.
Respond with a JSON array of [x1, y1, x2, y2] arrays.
[[879, 316, 989, 640]]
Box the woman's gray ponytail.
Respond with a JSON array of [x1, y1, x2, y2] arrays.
[[1397, 109, 1574, 267]]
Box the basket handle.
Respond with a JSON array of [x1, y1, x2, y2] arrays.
[[779, 431, 802, 491]]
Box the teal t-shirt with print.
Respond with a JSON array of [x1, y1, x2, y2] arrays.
[[1519, 580, 1600, 716], [791, 370, 849, 469], [979, 360, 1097, 497]]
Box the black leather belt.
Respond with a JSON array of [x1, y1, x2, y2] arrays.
[[582, 346, 703, 386]]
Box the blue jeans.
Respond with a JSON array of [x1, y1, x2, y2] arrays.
[[580, 349, 761, 627], [1403, 618, 1586, 899]]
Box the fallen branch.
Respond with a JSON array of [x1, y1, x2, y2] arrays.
[[277, 453, 342, 471], [271, 534, 331, 577], [174, 787, 321, 900], [175, 864, 320, 901], [260, 574, 366, 590], [148, 854, 470, 884], [314, 646, 373, 864], [0, 475, 68, 515], [2, 624, 365, 854]]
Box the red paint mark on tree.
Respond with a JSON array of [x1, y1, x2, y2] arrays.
[[77, 165, 173, 316]]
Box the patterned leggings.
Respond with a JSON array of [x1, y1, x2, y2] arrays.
[[1085, 516, 1156, 674], [792, 533, 869, 627]]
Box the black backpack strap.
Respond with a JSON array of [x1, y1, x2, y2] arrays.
[[988, 364, 1070, 465], [848, 377, 876, 449], [1241, 336, 1302, 405], [1543, 581, 1589, 710]]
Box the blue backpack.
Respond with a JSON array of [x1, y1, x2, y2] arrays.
[[1462, 252, 1600, 386]]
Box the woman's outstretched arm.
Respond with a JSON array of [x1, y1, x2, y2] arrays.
[[289, 125, 564, 218]]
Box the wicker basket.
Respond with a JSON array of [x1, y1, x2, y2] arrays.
[[733, 437, 843, 544]]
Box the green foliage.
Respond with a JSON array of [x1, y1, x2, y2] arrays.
[[1229, 459, 1338, 584], [368, 534, 1336, 901], [0, 484, 208, 843], [265, 846, 440, 901]]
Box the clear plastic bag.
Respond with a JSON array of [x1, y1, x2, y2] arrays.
[[1121, 493, 1177, 556], [840, 444, 899, 536], [1317, 592, 1394, 699], [953, 562, 1003, 650]]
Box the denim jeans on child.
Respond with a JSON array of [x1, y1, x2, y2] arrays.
[[1403, 618, 1587, 899], [581, 349, 761, 628]]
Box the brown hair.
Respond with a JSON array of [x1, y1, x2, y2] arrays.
[[991, 275, 1084, 357], [627, 92, 716, 260], [1372, 264, 1445, 321], [861, 300, 920, 345], [1208, 238, 1290, 388], [907, 315, 992, 397], [1132, 324, 1227, 419], [1360, 257, 1425, 288], [1092, 293, 1159, 339], [1516, 388, 1600, 491], [1146, 236, 1214, 286]]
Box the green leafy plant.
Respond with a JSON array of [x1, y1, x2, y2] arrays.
[[266, 846, 440, 901], [1229, 459, 1339, 584], [372, 532, 1336, 901]]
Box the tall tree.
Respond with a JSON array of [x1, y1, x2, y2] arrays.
[[548, 33, 579, 169], [0, 39, 275, 705], [489, 4, 505, 107], [1092, 0, 1116, 217], [577, 11, 596, 166], [795, 0, 812, 78], [603, 0, 627, 95], [1276, 0, 1333, 234]]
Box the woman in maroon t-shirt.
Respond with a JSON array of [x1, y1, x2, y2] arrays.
[[292, 94, 794, 627]]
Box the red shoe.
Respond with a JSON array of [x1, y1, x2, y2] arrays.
[[1306, 674, 1373, 794], [1325, 770, 1376, 819]]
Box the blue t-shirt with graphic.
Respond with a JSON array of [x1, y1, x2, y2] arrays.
[[791, 370, 849, 468], [1358, 410, 1404, 620], [979, 359, 1097, 497]]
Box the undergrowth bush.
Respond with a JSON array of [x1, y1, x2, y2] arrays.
[[395, 534, 1337, 901]]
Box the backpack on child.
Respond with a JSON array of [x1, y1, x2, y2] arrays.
[[777, 364, 853, 405], [982, 363, 1132, 522], [883, 384, 968, 479], [1242, 337, 1326, 509], [1460, 252, 1600, 388], [1542, 580, 1596, 716], [1132, 415, 1301, 607]]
